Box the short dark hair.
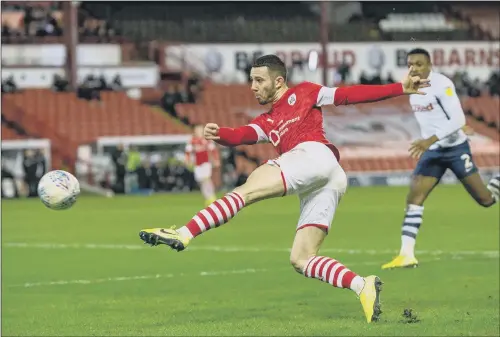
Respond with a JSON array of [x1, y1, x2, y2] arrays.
[[253, 54, 287, 81], [407, 48, 431, 62]]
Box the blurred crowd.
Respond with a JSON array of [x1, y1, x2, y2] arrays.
[[160, 74, 203, 123], [108, 145, 196, 195], [1, 149, 47, 199], [1, 2, 117, 42], [1, 3, 62, 38], [2, 73, 124, 101]]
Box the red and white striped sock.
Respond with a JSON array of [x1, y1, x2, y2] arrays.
[[177, 192, 245, 239], [303, 256, 365, 295]]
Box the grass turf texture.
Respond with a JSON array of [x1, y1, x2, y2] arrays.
[[2, 185, 499, 336]]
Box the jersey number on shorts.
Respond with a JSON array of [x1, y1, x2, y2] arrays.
[[461, 154, 474, 172]]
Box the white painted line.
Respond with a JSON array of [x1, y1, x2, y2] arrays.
[[10, 268, 271, 288], [3, 242, 499, 258], [3, 258, 472, 289]]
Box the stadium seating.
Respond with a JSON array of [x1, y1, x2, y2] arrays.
[[1, 90, 191, 168], [461, 96, 500, 130], [3, 90, 187, 144], [379, 13, 455, 32], [453, 3, 500, 39], [1, 123, 27, 140]]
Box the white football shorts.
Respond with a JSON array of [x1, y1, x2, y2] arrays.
[[194, 162, 212, 182], [267, 141, 348, 233]]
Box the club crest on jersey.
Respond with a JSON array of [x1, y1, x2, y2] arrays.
[[288, 93, 296, 106]]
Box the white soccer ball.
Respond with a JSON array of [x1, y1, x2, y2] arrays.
[[37, 170, 80, 210]]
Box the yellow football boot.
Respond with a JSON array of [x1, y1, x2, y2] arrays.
[[359, 275, 383, 323], [381, 255, 419, 270], [205, 197, 217, 207], [139, 227, 190, 251]]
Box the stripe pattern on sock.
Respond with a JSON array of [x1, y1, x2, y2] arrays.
[[402, 205, 424, 239], [186, 192, 245, 237], [303, 256, 357, 289]]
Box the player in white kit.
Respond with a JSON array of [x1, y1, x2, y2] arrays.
[[382, 48, 500, 270]]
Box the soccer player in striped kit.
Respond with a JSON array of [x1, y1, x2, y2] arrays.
[[185, 124, 220, 206], [382, 48, 500, 270], [140, 55, 430, 323]]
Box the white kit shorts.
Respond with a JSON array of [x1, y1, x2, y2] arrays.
[[267, 141, 348, 233], [194, 162, 213, 182]]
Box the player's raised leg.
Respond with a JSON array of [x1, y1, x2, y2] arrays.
[[382, 150, 446, 269], [290, 185, 382, 323], [487, 175, 500, 201], [447, 144, 498, 206], [139, 163, 285, 250], [460, 173, 498, 206]]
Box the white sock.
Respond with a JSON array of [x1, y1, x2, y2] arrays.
[[400, 236, 416, 258], [351, 276, 365, 296], [399, 204, 424, 258], [201, 180, 215, 200], [177, 226, 194, 240]]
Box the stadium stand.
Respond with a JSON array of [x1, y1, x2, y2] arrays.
[[451, 2, 500, 40], [1, 1, 498, 187]]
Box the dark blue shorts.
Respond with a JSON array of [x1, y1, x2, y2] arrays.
[[413, 141, 478, 180]]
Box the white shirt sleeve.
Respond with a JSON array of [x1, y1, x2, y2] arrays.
[[434, 78, 466, 140], [316, 86, 338, 107], [247, 123, 270, 143]]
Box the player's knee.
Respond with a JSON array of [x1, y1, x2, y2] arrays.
[[232, 184, 254, 205]]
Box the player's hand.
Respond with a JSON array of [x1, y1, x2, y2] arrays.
[[462, 125, 474, 136], [401, 66, 431, 95], [204, 123, 220, 141], [408, 137, 435, 159]]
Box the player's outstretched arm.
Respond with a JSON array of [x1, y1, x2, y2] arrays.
[[318, 66, 430, 106], [204, 123, 259, 147]]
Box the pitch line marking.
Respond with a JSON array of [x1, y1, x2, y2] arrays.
[[3, 242, 499, 258], [9, 259, 450, 289]]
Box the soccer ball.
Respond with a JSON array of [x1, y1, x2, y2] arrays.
[[37, 170, 80, 210]]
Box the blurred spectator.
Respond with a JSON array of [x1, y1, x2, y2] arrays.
[[359, 71, 370, 85], [187, 73, 202, 103], [1, 159, 19, 199], [111, 144, 127, 194], [110, 74, 123, 91], [1, 76, 18, 93], [126, 146, 142, 173], [161, 84, 180, 117], [52, 74, 69, 92], [176, 83, 189, 103], [385, 73, 395, 84], [77, 74, 101, 102], [337, 62, 351, 83], [136, 160, 152, 190], [2, 24, 11, 37], [98, 74, 108, 91], [487, 72, 499, 96], [22, 149, 46, 197]]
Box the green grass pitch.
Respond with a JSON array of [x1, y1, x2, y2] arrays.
[[2, 185, 499, 336]]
